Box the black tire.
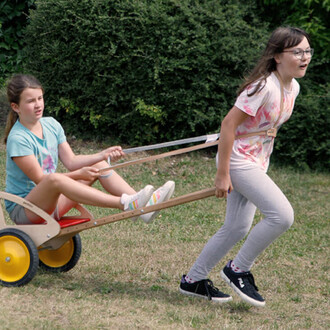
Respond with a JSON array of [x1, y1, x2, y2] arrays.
[[39, 234, 82, 272], [0, 228, 39, 287]]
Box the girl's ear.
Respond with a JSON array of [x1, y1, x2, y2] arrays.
[[274, 53, 281, 64], [11, 103, 19, 113]]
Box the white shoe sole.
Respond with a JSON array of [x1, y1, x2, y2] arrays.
[[220, 270, 266, 307], [140, 181, 175, 224]]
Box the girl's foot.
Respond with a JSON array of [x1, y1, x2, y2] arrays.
[[220, 260, 265, 307], [121, 185, 154, 221], [140, 181, 175, 223], [179, 275, 232, 303]]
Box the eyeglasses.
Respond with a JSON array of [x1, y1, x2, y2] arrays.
[[282, 48, 314, 60]]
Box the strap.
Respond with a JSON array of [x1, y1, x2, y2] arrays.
[[273, 71, 285, 127], [99, 140, 219, 172], [235, 71, 284, 140], [235, 127, 277, 139], [123, 133, 219, 154]]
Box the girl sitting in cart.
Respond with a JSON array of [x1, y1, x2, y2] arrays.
[[4, 74, 175, 225]]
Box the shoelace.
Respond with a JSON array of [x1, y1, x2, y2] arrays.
[[243, 272, 259, 291], [201, 279, 221, 300]]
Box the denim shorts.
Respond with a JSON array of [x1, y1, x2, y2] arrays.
[[9, 204, 59, 225]]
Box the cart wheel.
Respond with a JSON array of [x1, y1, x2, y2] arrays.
[[38, 234, 82, 272], [0, 228, 39, 287]]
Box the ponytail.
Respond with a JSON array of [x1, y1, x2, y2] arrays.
[[4, 74, 43, 144], [4, 110, 18, 144]]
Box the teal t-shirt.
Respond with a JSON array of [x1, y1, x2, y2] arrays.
[[5, 117, 66, 213]]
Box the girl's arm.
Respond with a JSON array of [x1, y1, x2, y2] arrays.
[[215, 106, 250, 198], [58, 141, 125, 171], [13, 155, 101, 184], [13, 155, 45, 184]]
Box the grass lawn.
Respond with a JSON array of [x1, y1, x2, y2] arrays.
[[0, 138, 329, 329]]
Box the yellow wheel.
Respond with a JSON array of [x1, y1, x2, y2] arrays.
[[0, 228, 39, 287], [39, 234, 82, 272]]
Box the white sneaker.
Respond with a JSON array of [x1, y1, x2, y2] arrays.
[[140, 181, 175, 224], [121, 185, 155, 221]]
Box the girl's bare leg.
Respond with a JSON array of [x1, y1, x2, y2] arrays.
[[47, 170, 150, 220], [55, 166, 137, 218], [24, 160, 140, 222], [91, 161, 136, 196], [56, 178, 97, 219], [25, 173, 123, 222]]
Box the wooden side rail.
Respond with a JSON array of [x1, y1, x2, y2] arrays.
[[0, 188, 216, 249], [58, 188, 216, 236], [0, 191, 61, 247], [0, 191, 92, 248]]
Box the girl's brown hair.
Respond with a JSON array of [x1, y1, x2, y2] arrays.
[[238, 27, 311, 97], [4, 74, 43, 144]]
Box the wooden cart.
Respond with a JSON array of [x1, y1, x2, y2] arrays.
[[0, 139, 219, 287]]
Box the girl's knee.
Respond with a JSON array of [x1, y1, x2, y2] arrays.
[[278, 204, 294, 230], [219, 223, 250, 242], [44, 173, 64, 189], [235, 227, 251, 240]]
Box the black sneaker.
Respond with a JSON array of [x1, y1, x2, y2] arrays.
[[179, 275, 232, 303], [220, 261, 265, 307]]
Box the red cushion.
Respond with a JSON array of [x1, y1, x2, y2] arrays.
[[57, 217, 90, 228]]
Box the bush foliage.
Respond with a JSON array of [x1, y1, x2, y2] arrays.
[[257, 0, 330, 59], [274, 79, 329, 171], [0, 0, 36, 85], [23, 0, 268, 143], [14, 0, 330, 170]]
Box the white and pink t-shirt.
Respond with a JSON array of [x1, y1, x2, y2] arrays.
[[229, 72, 300, 171]]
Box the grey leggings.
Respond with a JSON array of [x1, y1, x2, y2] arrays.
[[187, 167, 294, 281]]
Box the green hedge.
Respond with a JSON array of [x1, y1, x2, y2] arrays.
[[274, 78, 329, 171], [0, 0, 36, 85], [23, 0, 268, 142], [22, 0, 329, 170]]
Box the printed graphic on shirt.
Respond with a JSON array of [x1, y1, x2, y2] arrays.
[[42, 154, 56, 173], [231, 73, 299, 171]]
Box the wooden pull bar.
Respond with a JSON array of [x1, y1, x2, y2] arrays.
[[58, 187, 216, 236]]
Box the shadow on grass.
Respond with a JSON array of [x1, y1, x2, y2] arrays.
[[32, 269, 252, 313]]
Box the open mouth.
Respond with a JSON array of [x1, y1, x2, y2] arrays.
[[299, 64, 308, 69]]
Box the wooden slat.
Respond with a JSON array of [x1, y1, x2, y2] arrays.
[[58, 188, 216, 236]]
